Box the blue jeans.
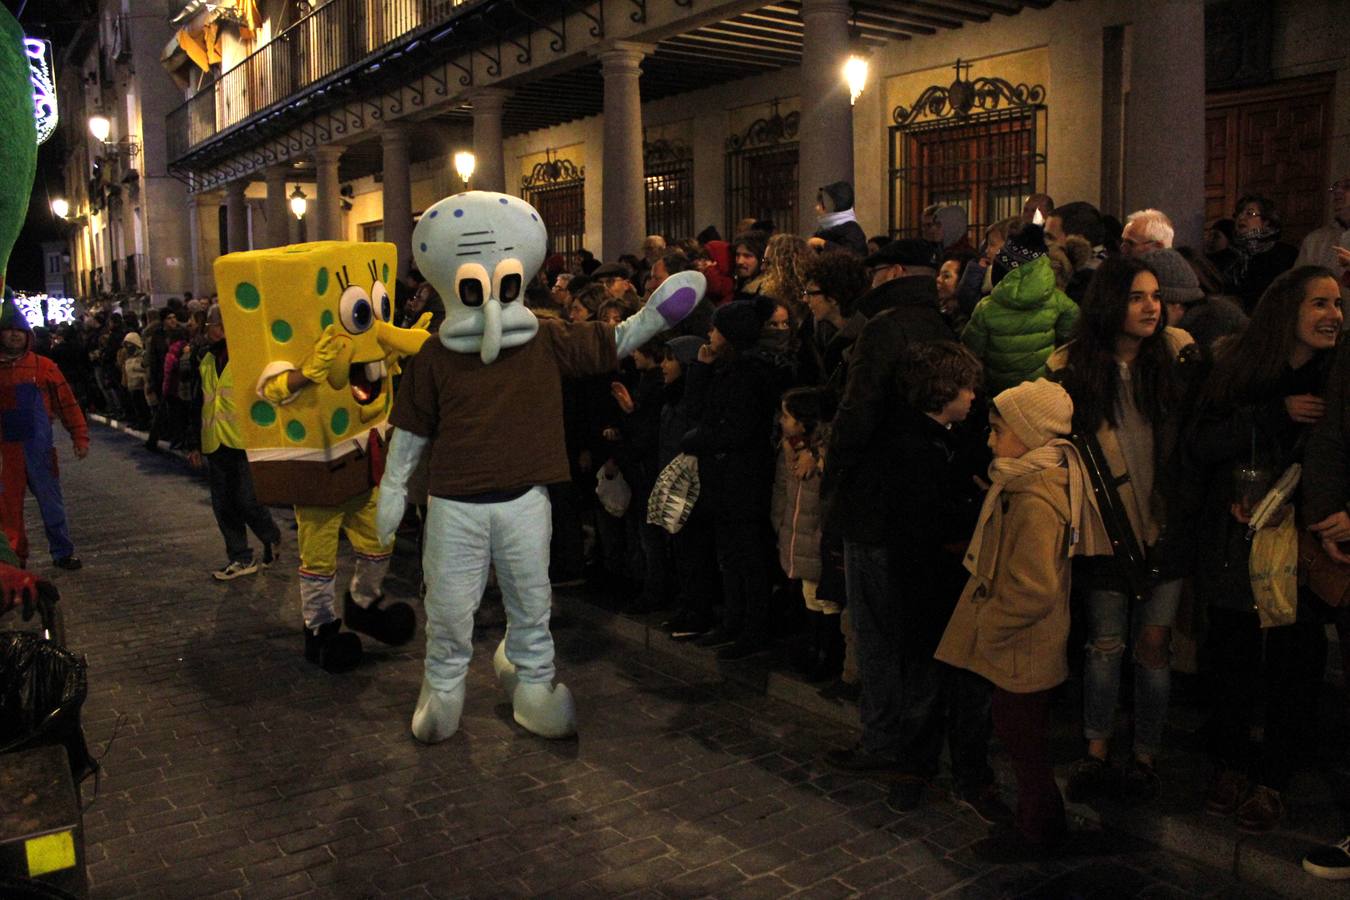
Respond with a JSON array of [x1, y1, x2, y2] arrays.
[[844, 541, 903, 758], [1082, 579, 1183, 758]]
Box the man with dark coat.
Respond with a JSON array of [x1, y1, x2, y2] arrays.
[[820, 238, 955, 772], [808, 181, 868, 257]]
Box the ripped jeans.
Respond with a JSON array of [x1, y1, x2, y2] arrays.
[[1082, 579, 1183, 759]]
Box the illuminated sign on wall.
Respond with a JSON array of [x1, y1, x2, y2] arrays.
[[25, 38, 56, 146], [14, 293, 76, 327]]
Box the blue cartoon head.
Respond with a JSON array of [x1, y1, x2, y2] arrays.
[[412, 191, 549, 364]]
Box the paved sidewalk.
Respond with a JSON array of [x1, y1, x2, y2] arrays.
[[15, 426, 1287, 898]]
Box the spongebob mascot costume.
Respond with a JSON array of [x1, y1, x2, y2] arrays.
[[376, 192, 704, 741], [214, 243, 431, 671]]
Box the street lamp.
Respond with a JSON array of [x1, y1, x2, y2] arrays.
[[88, 114, 110, 142], [844, 54, 869, 106], [50, 197, 69, 219], [454, 151, 476, 188], [289, 186, 308, 220], [88, 113, 141, 159]]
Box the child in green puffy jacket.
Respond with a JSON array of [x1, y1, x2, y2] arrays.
[[961, 222, 1079, 394]]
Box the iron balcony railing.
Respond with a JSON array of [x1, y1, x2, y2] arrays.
[[167, 0, 473, 163]]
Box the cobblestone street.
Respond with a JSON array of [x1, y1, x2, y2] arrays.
[[24, 426, 1279, 899]]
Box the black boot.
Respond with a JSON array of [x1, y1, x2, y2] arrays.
[[807, 612, 845, 683], [343, 592, 417, 646], [304, 620, 363, 673], [791, 610, 823, 675]]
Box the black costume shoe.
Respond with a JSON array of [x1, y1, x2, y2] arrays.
[[343, 591, 416, 646], [304, 620, 363, 673], [53, 556, 82, 571]]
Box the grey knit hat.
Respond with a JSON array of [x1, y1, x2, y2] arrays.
[[1143, 248, 1204, 306]]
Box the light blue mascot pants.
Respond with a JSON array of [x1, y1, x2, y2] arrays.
[[423, 486, 556, 691]]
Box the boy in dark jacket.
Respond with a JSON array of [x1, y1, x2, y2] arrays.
[[682, 298, 783, 660]]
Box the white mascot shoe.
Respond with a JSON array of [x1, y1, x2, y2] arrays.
[[410, 678, 466, 744], [511, 681, 577, 739], [493, 638, 519, 696]]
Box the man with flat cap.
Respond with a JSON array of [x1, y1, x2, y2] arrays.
[[820, 237, 955, 774]]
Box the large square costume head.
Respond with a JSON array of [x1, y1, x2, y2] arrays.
[[214, 241, 425, 504]]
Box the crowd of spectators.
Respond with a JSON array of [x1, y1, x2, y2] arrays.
[[37, 176, 1350, 875]]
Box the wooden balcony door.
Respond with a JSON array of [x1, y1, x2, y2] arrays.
[[1205, 73, 1333, 246]]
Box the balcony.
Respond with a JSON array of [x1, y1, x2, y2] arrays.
[[167, 0, 475, 164]]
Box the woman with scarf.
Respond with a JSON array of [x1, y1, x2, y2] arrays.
[[1232, 194, 1299, 314], [808, 182, 867, 257]]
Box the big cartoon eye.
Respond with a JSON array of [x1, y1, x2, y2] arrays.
[[455, 263, 490, 309], [494, 258, 525, 304], [339, 285, 374, 334], [370, 282, 391, 322]]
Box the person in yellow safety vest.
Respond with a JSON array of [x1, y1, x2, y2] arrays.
[[186, 305, 283, 580]]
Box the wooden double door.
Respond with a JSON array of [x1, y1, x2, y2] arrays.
[[1205, 73, 1334, 246]]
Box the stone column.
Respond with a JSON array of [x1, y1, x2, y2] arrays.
[[798, 0, 854, 238], [469, 88, 510, 194], [189, 192, 222, 297], [597, 43, 652, 262], [225, 180, 249, 254], [314, 145, 346, 242], [381, 124, 414, 269], [1125, 0, 1205, 246], [264, 166, 290, 249]]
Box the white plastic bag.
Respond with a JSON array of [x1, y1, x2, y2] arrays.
[[596, 468, 632, 518]]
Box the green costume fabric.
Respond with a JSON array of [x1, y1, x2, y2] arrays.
[[0, 7, 37, 288], [961, 255, 1079, 394]]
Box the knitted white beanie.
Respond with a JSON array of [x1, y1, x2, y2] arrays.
[[992, 378, 1074, 450]]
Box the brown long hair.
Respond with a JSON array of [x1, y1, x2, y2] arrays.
[[1199, 265, 1340, 409]]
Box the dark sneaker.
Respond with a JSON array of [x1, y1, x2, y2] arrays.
[[1236, 785, 1284, 833], [53, 556, 82, 571], [1065, 756, 1114, 805], [972, 827, 1065, 864], [819, 678, 861, 703], [716, 638, 768, 661], [824, 744, 900, 774], [886, 776, 928, 812], [212, 559, 259, 581], [958, 784, 1015, 827], [694, 628, 737, 648], [262, 541, 280, 567], [1303, 835, 1350, 880], [667, 614, 713, 641], [1204, 769, 1248, 818], [1120, 759, 1161, 806]]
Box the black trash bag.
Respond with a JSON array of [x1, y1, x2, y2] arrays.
[[0, 630, 97, 785]]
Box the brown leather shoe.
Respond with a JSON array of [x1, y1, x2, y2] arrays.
[[1204, 769, 1249, 817], [1236, 784, 1284, 833]]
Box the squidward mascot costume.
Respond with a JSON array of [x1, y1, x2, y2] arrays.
[[377, 191, 705, 741]]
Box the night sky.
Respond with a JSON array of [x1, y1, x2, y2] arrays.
[[6, 0, 90, 293]]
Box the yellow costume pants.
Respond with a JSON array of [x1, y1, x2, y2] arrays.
[[296, 488, 393, 628]]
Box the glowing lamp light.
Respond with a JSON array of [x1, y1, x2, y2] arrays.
[[50, 197, 69, 219], [844, 55, 869, 106], [88, 114, 111, 143], [454, 151, 476, 186], [289, 186, 308, 220]]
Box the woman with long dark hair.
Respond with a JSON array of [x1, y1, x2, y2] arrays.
[[1189, 265, 1342, 833], [1049, 255, 1196, 805]]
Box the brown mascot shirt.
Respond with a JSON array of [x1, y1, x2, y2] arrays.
[[390, 317, 618, 497]]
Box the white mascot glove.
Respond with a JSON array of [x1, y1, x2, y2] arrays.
[[376, 428, 429, 544], [615, 270, 706, 358]]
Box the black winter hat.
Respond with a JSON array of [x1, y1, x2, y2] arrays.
[[992, 222, 1048, 287], [712, 297, 772, 350], [818, 181, 855, 213]]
